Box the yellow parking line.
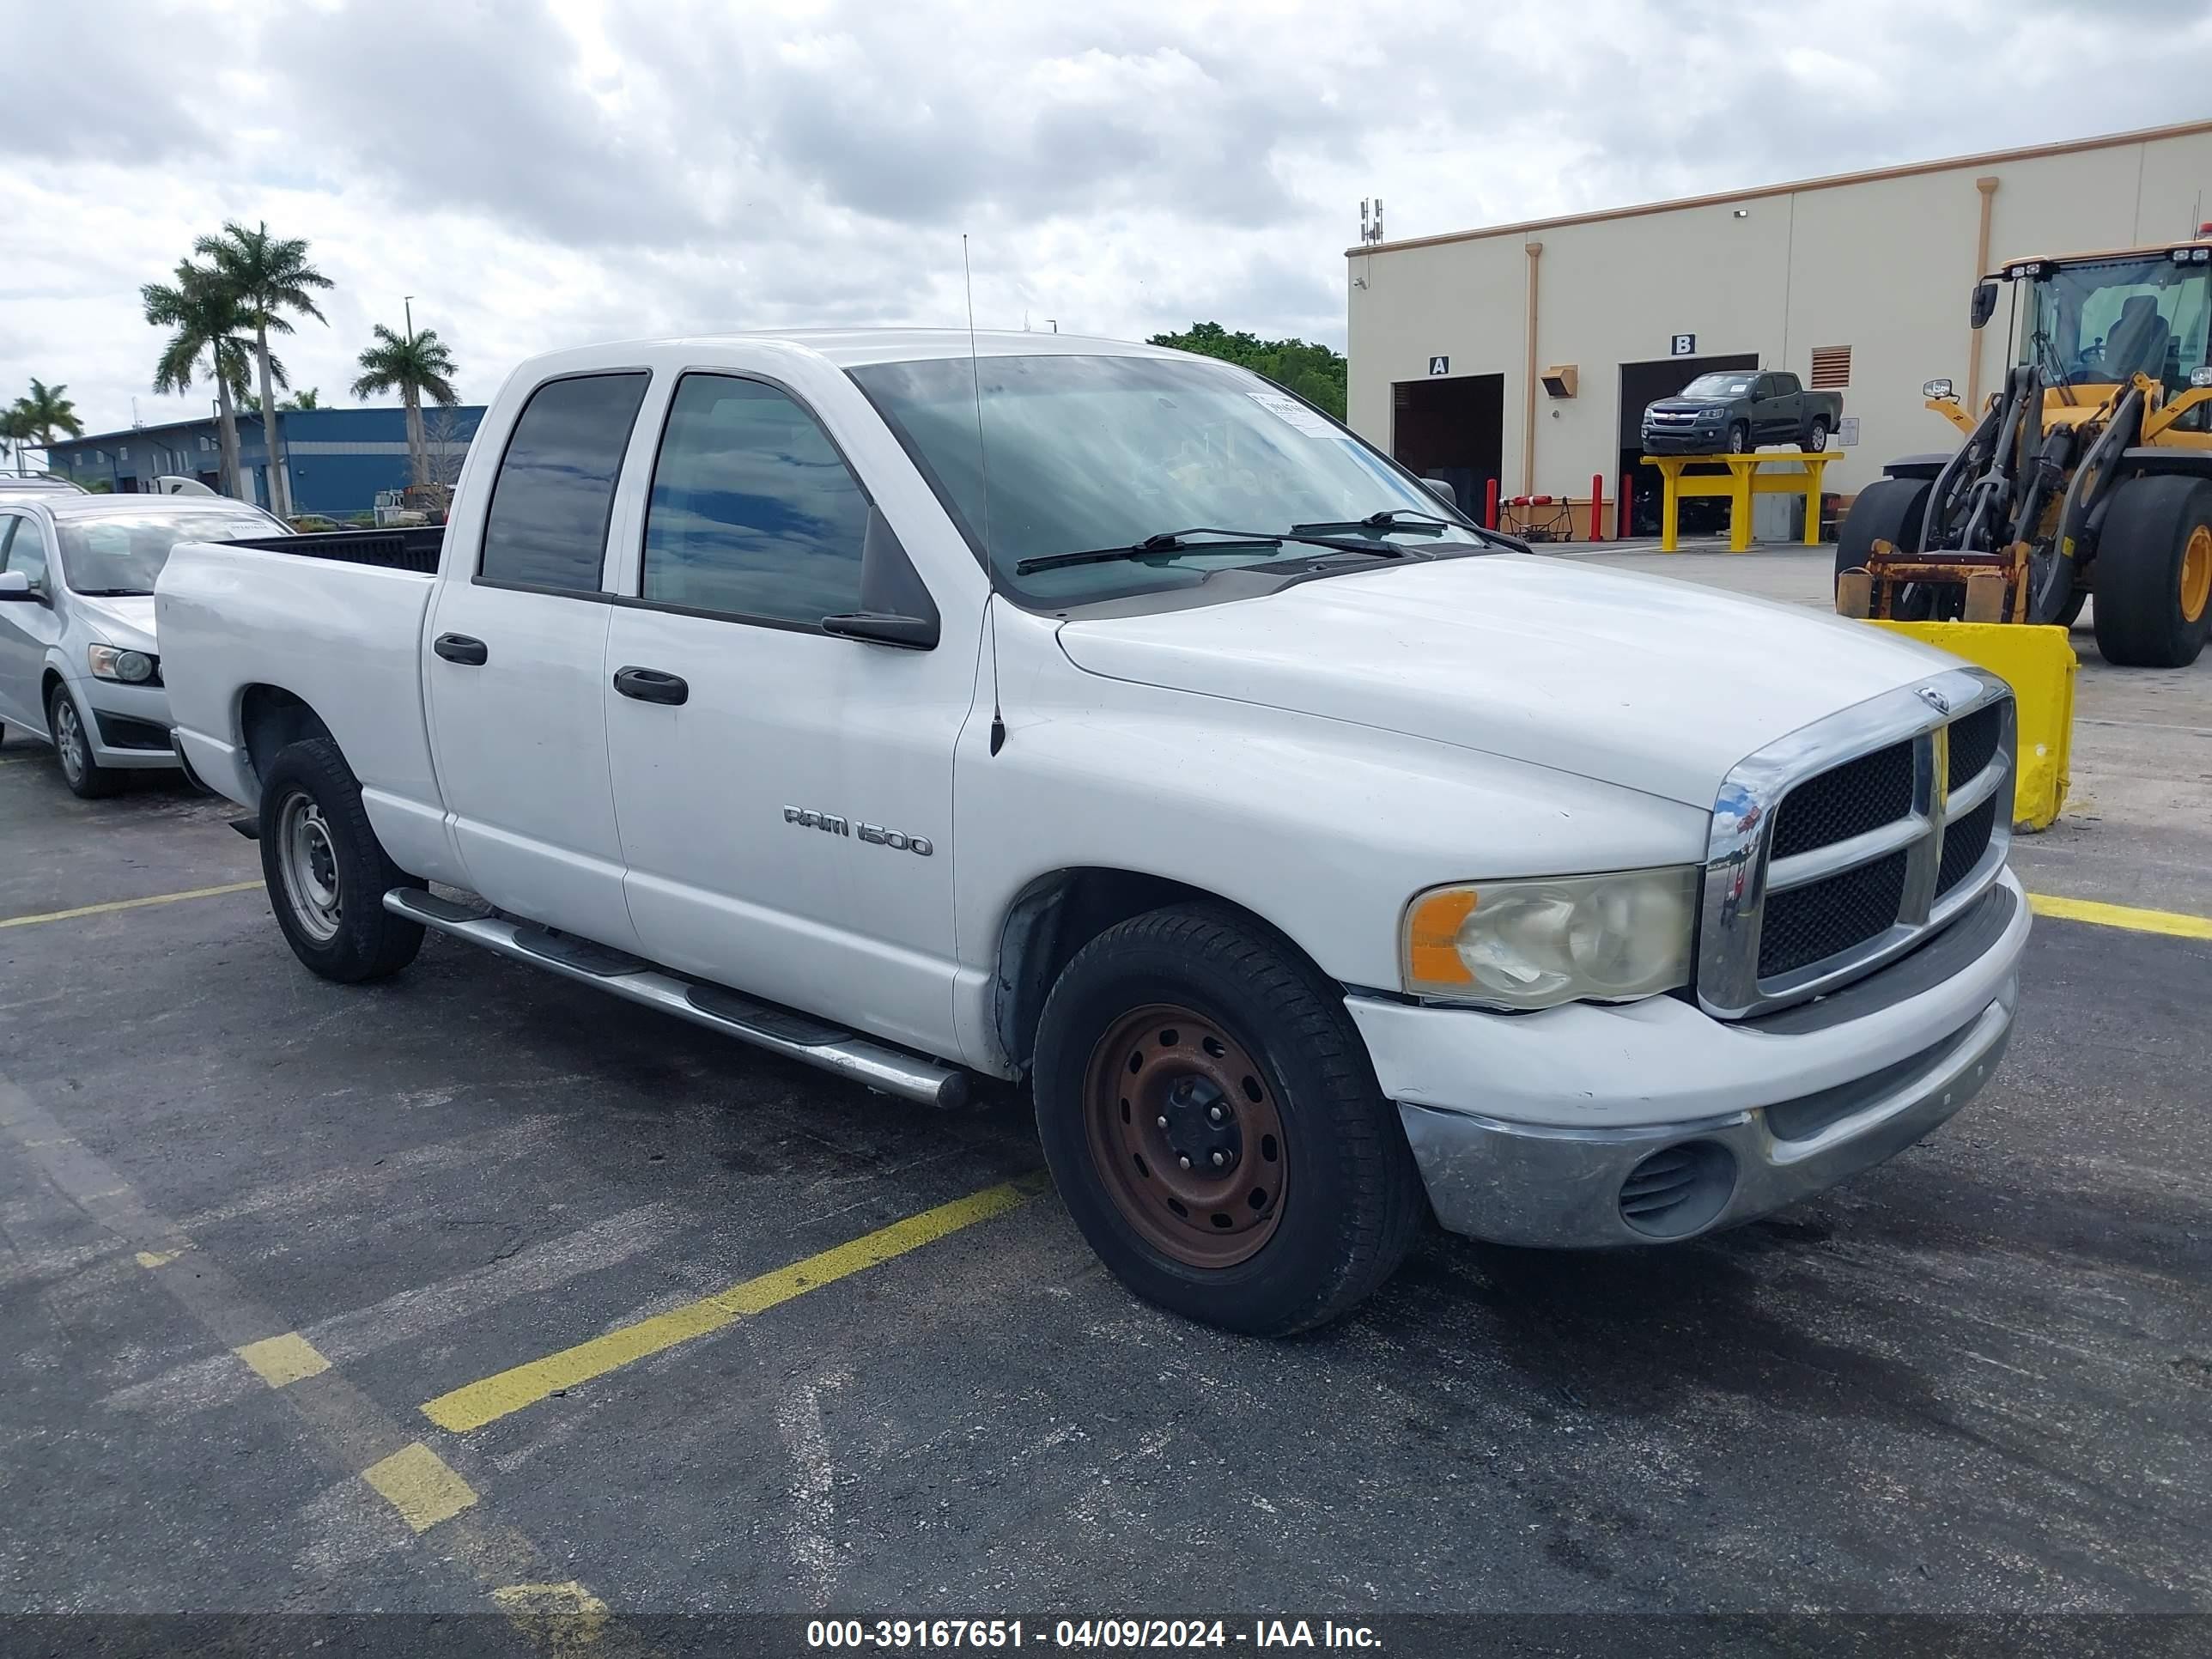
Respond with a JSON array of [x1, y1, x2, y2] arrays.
[[2028, 892, 2212, 941], [0, 880, 260, 931], [362, 1441, 481, 1533], [236, 1331, 333, 1389], [422, 1174, 1047, 1433]]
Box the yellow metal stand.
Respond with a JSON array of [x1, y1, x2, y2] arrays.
[[1642, 452, 1839, 552], [1865, 621, 2076, 830]]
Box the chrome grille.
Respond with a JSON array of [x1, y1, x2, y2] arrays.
[[1698, 668, 2016, 1019]]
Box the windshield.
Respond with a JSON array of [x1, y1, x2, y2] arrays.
[[847, 352, 1486, 604], [1678, 374, 1754, 398], [2017, 254, 2212, 392], [58, 509, 283, 594]]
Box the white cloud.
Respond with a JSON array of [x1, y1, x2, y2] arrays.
[[5, 0, 2208, 437]]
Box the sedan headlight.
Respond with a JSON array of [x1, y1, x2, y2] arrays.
[[88, 644, 160, 684], [1401, 867, 1700, 1010]]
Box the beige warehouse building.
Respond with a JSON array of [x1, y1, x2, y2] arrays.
[[1345, 118, 2212, 537]]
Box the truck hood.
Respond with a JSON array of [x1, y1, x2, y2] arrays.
[[76, 592, 158, 653], [1054, 556, 1954, 807], [1644, 398, 1729, 416]]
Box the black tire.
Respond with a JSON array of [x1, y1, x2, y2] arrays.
[[1833, 475, 1930, 590], [2055, 590, 2087, 629], [1033, 904, 1426, 1335], [257, 736, 423, 982], [47, 682, 118, 799], [1804, 416, 1830, 453], [2092, 474, 2212, 667], [1727, 422, 1752, 454]]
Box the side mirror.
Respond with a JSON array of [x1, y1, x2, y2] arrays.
[[0, 571, 40, 604], [821, 503, 940, 650], [1420, 477, 1459, 507], [1969, 280, 2000, 331]]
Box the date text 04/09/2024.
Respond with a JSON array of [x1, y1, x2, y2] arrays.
[[805, 1620, 1382, 1650]]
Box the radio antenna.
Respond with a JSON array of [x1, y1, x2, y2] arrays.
[[963, 234, 994, 564]]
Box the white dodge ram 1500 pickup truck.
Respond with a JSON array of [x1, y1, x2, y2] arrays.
[[157, 330, 2029, 1334]]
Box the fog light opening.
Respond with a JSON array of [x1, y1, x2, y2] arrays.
[[1618, 1140, 1736, 1239]]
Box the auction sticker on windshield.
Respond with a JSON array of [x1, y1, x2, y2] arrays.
[[1246, 391, 1336, 438]]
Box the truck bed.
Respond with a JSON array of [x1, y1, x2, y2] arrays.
[[226, 526, 445, 574], [155, 532, 454, 881]]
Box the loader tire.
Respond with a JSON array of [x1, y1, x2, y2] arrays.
[[1834, 476, 1933, 619], [2092, 475, 2212, 668]]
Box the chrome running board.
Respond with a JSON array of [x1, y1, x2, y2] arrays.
[[382, 887, 970, 1109]]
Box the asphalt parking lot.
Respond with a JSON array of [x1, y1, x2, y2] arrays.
[[3, 559, 2209, 1656]]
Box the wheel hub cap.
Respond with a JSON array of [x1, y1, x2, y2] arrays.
[[1082, 1003, 1286, 1269], [276, 792, 343, 943], [2183, 525, 2211, 624]]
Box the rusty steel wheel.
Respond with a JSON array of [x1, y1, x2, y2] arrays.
[[1082, 1003, 1287, 1269]]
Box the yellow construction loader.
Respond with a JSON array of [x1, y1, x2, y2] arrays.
[[1836, 234, 2212, 666]]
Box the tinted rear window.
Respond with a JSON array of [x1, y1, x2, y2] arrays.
[[478, 373, 649, 591]]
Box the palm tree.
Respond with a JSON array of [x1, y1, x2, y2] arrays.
[[0, 404, 33, 476], [195, 221, 332, 518], [16, 380, 84, 459], [143, 261, 255, 499], [352, 324, 459, 486]]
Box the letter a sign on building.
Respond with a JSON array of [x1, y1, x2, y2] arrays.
[[1428, 356, 1449, 376]]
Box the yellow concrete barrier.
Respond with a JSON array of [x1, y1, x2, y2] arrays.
[[1867, 621, 2075, 830]]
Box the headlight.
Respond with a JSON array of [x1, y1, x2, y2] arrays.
[[1401, 867, 1699, 1010], [2191, 367, 2212, 390], [1923, 378, 1955, 400], [88, 644, 159, 684]]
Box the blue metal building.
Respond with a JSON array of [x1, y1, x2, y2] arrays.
[[44, 404, 486, 518]]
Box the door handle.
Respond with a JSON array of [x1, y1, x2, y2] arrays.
[[434, 633, 489, 665], [613, 665, 689, 705]]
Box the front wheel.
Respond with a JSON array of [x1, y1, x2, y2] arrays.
[[1727, 422, 1752, 454], [48, 683, 118, 799], [2093, 475, 2212, 667], [1033, 905, 1425, 1335], [258, 736, 424, 981]]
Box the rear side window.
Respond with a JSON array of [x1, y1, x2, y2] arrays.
[[478, 372, 649, 591], [639, 374, 869, 625]]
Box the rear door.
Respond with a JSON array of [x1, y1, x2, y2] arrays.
[[601, 367, 975, 1058], [423, 369, 652, 949], [0, 512, 59, 729], [1762, 374, 1800, 439]]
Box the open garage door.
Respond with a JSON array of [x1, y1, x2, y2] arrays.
[[1619, 354, 1756, 537], [1390, 374, 1503, 517]]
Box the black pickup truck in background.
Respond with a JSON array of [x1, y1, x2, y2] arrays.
[[1642, 369, 1844, 455]]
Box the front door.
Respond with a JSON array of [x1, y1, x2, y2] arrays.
[[602, 370, 975, 1058], [0, 514, 60, 730], [424, 369, 652, 950]]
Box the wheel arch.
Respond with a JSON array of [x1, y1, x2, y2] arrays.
[[236, 684, 336, 797], [991, 866, 1322, 1076]]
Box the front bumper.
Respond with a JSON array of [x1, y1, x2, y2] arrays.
[[70, 676, 180, 771], [1351, 870, 2030, 1248], [1640, 428, 1726, 454]]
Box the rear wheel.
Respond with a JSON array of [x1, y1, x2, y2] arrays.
[[2092, 475, 2212, 667], [1805, 416, 1830, 453], [47, 683, 118, 799], [258, 736, 423, 981], [1033, 905, 1425, 1335]]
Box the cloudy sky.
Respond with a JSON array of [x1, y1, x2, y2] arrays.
[[6, 0, 2208, 440]]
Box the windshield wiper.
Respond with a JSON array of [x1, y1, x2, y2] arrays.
[[1289, 508, 1455, 537], [72, 587, 152, 597], [1015, 526, 1406, 576]]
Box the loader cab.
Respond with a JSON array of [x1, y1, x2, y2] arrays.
[[1991, 246, 2212, 408]]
